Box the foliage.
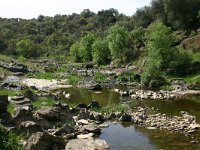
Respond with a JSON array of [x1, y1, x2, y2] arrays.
[[117, 71, 135, 82], [16, 38, 40, 58], [80, 33, 95, 62], [0, 88, 20, 96], [7, 103, 14, 114], [107, 24, 129, 63], [141, 22, 175, 87], [168, 47, 192, 76], [0, 126, 23, 150], [92, 38, 111, 65], [67, 75, 82, 85], [70, 42, 83, 63], [94, 72, 107, 83]]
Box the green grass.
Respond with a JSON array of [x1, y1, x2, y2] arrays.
[[184, 74, 200, 83], [0, 89, 20, 96], [0, 125, 23, 150], [94, 72, 107, 82], [67, 75, 82, 85], [7, 103, 15, 114], [91, 104, 130, 114], [32, 97, 56, 108], [27, 72, 56, 80]]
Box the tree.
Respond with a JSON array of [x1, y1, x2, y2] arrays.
[[92, 38, 111, 65], [141, 22, 175, 87], [107, 24, 129, 63], [0, 36, 7, 53], [70, 41, 83, 62], [16, 38, 40, 58], [80, 33, 95, 62]]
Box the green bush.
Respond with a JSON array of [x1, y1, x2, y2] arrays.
[[0, 126, 23, 150]]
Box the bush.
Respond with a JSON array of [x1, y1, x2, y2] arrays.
[[92, 38, 111, 65], [0, 126, 23, 150]]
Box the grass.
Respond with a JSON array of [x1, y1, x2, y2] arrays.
[[7, 103, 15, 114], [28, 72, 55, 80], [184, 74, 200, 84], [0, 125, 23, 150], [91, 104, 130, 114], [0, 89, 20, 96], [94, 72, 107, 82], [67, 75, 82, 85], [32, 97, 56, 108]]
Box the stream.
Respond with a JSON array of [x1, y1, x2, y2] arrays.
[[61, 87, 200, 150]]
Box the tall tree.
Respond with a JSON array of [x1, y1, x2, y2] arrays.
[[107, 24, 129, 63]]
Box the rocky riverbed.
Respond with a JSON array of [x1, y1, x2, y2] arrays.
[[1, 92, 200, 150]]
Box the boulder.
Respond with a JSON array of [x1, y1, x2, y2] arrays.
[[65, 138, 110, 150], [1, 82, 26, 91], [25, 131, 65, 150], [0, 61, 29, 73], [10, 96, 32, 109], [77, 133, 94, 139], [36, 107, 60, 121], [19, 121, 43, 134], [182, 34, 200, 52], [53, 124, 74, 136], [12, 107, 33, 125], [83, 124, 101, 133]]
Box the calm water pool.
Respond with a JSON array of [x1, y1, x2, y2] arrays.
[[59, 87, 200, 150]]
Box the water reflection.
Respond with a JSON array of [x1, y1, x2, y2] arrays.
[[100, 122, 157, 150]]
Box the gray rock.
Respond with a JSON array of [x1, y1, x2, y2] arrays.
[[65, 138, 110, 150], [77, 133, 94, 139], [53, 124, 74, 136], [12, 107, 33, 125], [83, 124, 101, 133], [25, 131, 65, 150], [19, 121, 43, 134], [36, 107, 60, 121]]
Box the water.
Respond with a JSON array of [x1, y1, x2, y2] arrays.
[[100, 122, 157, 150], [58, 87, 200, 149]]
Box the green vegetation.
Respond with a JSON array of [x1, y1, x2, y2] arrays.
[[32, 97, 56, 108], [92, 38, 111, 65], [91, 104, 130, 114], [94, 72, 107, 83], [0, 89, 20, 96], [7, 103, 14, 114], [118, 71, 135, 82], [67, 75, 82, 85], [0, 0, 199, 89], [0, 125, 23, 150]]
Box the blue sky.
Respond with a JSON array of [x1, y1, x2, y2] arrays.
[[0, 0, 151, 19]]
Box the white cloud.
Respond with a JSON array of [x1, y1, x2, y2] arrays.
[[0, 0, 151, 19]]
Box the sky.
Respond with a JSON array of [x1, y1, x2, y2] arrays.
[[0, 0, 151, 19]]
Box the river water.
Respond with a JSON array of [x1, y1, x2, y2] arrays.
[[59, 87, 200, 150]]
